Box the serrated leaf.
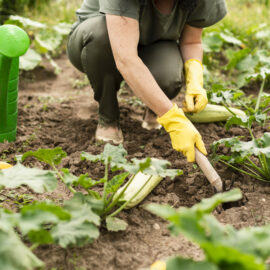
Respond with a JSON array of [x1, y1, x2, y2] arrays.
[[225, 115, 254, 130], [53, 23, 72, 36], [81, 143, 128, 169], [203, 243, 265, 270], [0, 226, 44, 270], [35, 29, 62, 53], [0, 163, 57, 193], [8, 15, 46, 29], [63, 194, 101, 226], [51, 219, 99, 248], [28, 229, 54, 245], [61, 168, 78, 186], [192, 189, 242, 213], [220, 32, 243, 46], [105, 172, 129, 194], [19, 48, 42, 71], [51, 193, 101, 247], [18, 201, 71, 235], [226, 48, 250, 70], [166, 257, 218, 270], [122, 157, 151, 174], [106, 216, 128, 232], [144, 158, 182, 178], [203, 32, 223, 52], [22, 147, 67, 166]]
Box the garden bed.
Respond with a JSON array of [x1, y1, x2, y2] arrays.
[[1, 54, 270, 270]]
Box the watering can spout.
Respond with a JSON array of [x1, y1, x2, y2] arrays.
[[0, 24, 30, 142]]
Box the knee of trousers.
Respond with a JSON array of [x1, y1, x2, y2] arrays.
[[156, 73, 183, 100], [80, 16, 116, 73], [67, 16, 116, 75]]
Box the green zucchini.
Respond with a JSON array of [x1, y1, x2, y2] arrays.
[[114, 172, 162, 209], [186, 104, 246, 123]]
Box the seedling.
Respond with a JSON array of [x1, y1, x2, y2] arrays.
[[0, 144, 181, 269]]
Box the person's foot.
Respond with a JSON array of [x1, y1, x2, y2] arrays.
[[142, 108, 162, 130], [95, 123, 124, 144]]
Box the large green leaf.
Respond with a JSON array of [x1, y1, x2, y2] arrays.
[[203, 243, 265, 270], [19, 48, 42, 71], [203, 32, 223, 52], [226, 48, 250, 70], [18, 201, 71, 235], [166, 257, 218, 270], [0, 226, 44, 270], [81, 143, 128, 169], [35, 29, 62, 53], [51, 193, 101, 247], [146, 189, 270, 269], [8, 15, 46, 29], [105, 172, 129, 194], [22, 147, 67, 166], [53, 23, 72, 36], [0, 163, 57, 193]]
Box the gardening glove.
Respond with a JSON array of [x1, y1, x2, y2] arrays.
[[157, 104, 207, 162], [183, 59, 208, 113]]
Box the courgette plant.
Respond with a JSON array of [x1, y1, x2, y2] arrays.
[[146, 189, 270, 270], [0, 144, 181, 270]]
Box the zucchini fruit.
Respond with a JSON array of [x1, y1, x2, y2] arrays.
[[114, 172, 162, 209], [186, 104, 246, 123]]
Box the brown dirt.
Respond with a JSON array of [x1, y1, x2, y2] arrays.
[[1, 54, 270, 270]]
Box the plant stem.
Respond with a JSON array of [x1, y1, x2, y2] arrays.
[[52, 164, 76, 193], [262, 107, 270, 114], [105, 174, 129, 208], [103, 174, 135, 215], [109, 175, 152, 218], [243, 164, 264, 179], [102, 160, 109, 204], [220, 160, 268, 182], [221, 102, 236, 116], [255, 77, 266, 112], [30, 243, 39, 251], [248, 127, 255, 140], [246, 157, 266, 177], [259, 154, 270, 179]]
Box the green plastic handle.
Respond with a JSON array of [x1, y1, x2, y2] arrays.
[[0, 25, 29, 133]]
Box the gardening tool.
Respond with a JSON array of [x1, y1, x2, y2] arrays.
[[195, 148, 223, 192], [0, 24, 30, 143]]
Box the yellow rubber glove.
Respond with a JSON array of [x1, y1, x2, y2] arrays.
[[150, 260, 166, 270], [0, 162, 13, 169], [183, 59, 208, 113], [157, 104, 207, 162]]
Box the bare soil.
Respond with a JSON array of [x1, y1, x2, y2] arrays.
[[1, 54, 270, 270]]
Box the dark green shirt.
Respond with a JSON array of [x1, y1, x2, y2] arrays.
[[76, 0, 227, 45]]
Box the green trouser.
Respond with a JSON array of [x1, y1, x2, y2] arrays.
[[67, 15, 183, 124]]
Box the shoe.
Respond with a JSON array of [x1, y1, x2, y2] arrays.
[[95, 123, 124, 144], [142, 108, 161, 130]]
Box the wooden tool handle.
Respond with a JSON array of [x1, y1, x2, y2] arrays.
[[195, 148, 223, 192]]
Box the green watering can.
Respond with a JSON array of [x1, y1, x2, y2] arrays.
[[0, 24, 30, 143]]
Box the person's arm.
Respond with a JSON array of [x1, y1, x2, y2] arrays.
[[106, 15, 207, 162], [179, 25, 208, 113], [180, 24, 203, 62], [106, 14, 172, 117]]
